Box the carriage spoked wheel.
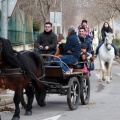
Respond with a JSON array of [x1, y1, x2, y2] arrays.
[[67, 77, 80, 110], [80, 74, 90, 105]]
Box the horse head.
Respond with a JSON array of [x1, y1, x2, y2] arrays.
[[104, 32, 114, 51], [94, 30, 98, 37]]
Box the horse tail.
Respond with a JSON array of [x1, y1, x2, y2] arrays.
[[105, 62, 108, 70]]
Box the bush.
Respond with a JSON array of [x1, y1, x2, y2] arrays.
[[113, 39, 120, 49], [33, 20, 40, 31]]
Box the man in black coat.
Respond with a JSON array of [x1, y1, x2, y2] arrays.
[[34, 22, 57, 65]]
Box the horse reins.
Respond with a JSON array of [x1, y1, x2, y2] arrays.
[[105, 39, 112, 51]]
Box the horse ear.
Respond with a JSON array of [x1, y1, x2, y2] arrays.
[[105, 32, 108, 36]]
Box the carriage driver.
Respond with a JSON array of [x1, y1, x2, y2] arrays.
[[34, 22, 57, 65]]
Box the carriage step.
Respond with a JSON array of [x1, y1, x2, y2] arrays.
[[61, 85, 69, 89], [40, 80, 60, 85]]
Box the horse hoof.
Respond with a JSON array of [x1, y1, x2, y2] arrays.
[[38, 101, 46, 107], [107, 81, 110, 84], [25, 111, 32, 116], [102, 78, 105, 81], [11, 117, 20, 120]]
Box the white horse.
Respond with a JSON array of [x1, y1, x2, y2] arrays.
[[92, 30, 99, 53], [98, 32, 115, 84]]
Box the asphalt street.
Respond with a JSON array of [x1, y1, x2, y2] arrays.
[[0, 58, 120, 120]]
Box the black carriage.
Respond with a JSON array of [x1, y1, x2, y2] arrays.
[[40, 54, 90, 110]]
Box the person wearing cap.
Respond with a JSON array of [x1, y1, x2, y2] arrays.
[[54, 26, 80, 74], [78, 20, 90, 36]]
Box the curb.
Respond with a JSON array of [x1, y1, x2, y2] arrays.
[[0, 90, 14, 106], [0, 98, 13, 106]]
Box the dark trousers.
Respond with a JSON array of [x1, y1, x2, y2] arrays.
[[37, 50, 56, 66]]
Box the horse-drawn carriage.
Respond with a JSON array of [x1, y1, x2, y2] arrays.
[[0, 37, 91, 120], [39, 54, 90, 110]]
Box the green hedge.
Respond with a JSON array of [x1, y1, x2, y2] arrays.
[[113, 39, 120, 49]]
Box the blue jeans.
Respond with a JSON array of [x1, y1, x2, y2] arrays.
[[37, 50, 56, 66], [54, 55, 78, 72], [96, 41, 118, 56], [75, 64, 84, 69]]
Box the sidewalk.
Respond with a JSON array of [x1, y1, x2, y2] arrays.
[[115, 58, 120, 63], [0, 90, 14, 106]]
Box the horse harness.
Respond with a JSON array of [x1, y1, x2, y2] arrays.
[[105, 39, 112, 51], [0, 41, 45, 82]]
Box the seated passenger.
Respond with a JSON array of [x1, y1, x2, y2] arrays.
[[55, 34, 66, 56], [54, 26, 80, 74], [78, 20, 90, 36], [78, 27, 92, 53], [75, 44, 93, 70]]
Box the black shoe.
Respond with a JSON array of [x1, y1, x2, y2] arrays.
[[38, 100, 46, 107]]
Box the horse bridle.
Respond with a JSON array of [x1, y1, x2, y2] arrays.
[[105, 38, 112, 51]]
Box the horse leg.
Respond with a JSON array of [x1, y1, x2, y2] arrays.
[[25, 85, 34, 116], [99, 60, 102, 81], [107, 63, 112, 84], [35, 87, 46, 107], [110, 67, 112, 80], [12, 90, 22, 120], [102, 65, 106, 81], [99, 61, 105, 81]]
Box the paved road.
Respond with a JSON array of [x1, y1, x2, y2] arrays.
[[0, 58, 120, 120]]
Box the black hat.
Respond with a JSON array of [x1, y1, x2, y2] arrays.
[[82, 20, 87, 23]]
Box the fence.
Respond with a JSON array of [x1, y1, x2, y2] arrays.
[[0, 30, 39, 46]]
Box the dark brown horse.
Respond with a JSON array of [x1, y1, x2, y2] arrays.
[[0, 38, 46, 120]]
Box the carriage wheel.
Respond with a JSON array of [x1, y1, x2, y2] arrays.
[[67, 77, 80, 110], [21, 88, 27, 108], [80, 74, 90, 105]]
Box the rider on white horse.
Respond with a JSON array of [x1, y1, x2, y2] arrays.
[[94, 22, 118, 58]]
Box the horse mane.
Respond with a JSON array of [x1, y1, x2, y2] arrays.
[[0, 37, 19, 67], [0, 37, 44, 77]]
